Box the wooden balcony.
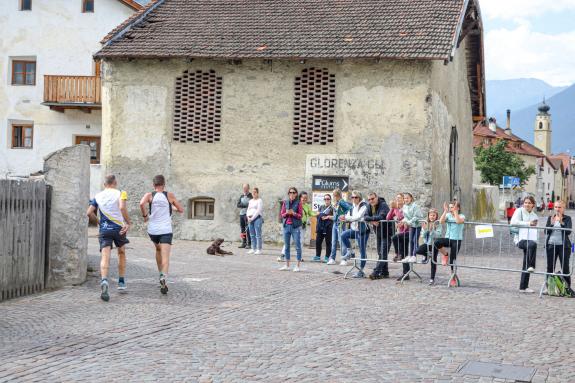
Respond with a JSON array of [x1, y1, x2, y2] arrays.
[[42, 75, 101, 113]]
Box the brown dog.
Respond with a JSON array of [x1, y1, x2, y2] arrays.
[[207, 238, 233, 256]]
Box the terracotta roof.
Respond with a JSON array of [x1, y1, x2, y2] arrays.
[[117, 0, 144, 10], [101, 0, 160, 44], [473, 122, 544, 158], [549, 154, 572, 175], [96, 0, 475, 59]]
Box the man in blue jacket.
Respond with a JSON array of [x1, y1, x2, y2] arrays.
[[364, 192, 392, 279]]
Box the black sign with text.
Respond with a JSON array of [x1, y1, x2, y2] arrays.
[[312, 176, 349, 192]]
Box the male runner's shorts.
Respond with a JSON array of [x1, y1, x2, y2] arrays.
[[99, 231, 130, 251], [149, 233, 173, 245]]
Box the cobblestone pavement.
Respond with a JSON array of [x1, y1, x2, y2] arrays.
[[1, 231, 575, 382]]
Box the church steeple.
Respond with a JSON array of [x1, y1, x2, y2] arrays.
[[534, 99, 552, 155]]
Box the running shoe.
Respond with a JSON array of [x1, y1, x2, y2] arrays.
[[160, 277, 168, 295], [352, 271, 365, 278], [326, 259, 336, 265], [279, 265, 290, 271], [526, 267, 535, 273], [277, 255, 285, 262], [117, 280, 127, 291], [429, 279, 435, 285], [339, 260, 348, 266], [293, 266, 300, 272], [254, 250, 262, 255], [311, 256, 321, 262], [247, 249, 255, 254], [100, 280, 110, 302]]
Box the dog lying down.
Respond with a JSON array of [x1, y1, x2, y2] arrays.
[[206, 238, 233, 256]]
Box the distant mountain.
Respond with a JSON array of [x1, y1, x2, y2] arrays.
[[486, 78, 567, 119], [500, 84, 575, 154]]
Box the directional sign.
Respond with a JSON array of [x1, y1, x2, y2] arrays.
[[502, 176, 520, 189], [312, 175, 349, 192]]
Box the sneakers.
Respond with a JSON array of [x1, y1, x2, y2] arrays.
[[326, 259, 336, 265], [277, 255, 285, 262], [323, 257, 330, 263], [117, 279, 127, 291], [352, 270, 365, 278], [160, 277, 168, 295], [311, 256, 321, 262], [100, 280, 110, 302], [293, 266, 300, 272], [369, 273, 383, 280], [340, 260, 348, 266], [429, 279, 435, 285], [254, 250, 261, 255], [279, 265, 290, 271], [421, 256, 429, 263], [392, 255, 402, 262], [526, 267, 535, 273], [238, 243, 247, 248], [402, 256, 416, 263], [519, 288, 535, 293], [247, 249, 255, 254]]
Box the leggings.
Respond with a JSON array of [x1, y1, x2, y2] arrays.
[[431, 238, 462, 280]]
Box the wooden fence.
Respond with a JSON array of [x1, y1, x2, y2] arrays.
[[0, 180, 48, 302], [43, 75, 101, 104]]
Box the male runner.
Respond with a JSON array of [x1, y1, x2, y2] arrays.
[[87, 175, 131, 302], [139, 175, 184, 295]]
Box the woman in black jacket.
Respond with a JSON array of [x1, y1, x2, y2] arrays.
[[314, 194, 334, 263], [545, 200, 572, 289]]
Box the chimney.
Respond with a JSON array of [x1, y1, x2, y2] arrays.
[[505, 109, 512, 135]]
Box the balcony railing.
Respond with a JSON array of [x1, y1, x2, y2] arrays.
[[43, 75, 101, 105]]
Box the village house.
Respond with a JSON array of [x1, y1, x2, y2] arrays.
[[0, 0, 145, 195], [95, 0, 485, 241]]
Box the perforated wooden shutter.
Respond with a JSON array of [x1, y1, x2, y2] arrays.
[[173, 70, 222, 143], [293, 68, 335, 145]]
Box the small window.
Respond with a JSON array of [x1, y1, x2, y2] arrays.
[[189, 198, 215, 220], [11, 124, 33, 149], [75, 136, 101, 164], [539, 122, 543, 130], [82, 0, 94, 13], [19, 0, 32, 10], [12, 60, 36, 85]]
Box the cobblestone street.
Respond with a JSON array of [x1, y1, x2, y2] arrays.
[[1, 233, 575, 382]]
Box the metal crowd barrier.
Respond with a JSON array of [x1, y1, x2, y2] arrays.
[[340, 219, 573, 296]]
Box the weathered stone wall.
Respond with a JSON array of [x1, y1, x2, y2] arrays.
[[101, 56, 470, 241], [44, 145, 90, 288], [472, 184, 500, 222], [429, 37, 474, 213]]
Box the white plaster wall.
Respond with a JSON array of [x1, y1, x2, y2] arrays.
[[0, 0, 136, 177], [102, 58, 446, 241]]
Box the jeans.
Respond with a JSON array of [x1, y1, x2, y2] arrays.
[[316, 229, 332, 258], [431, 238, 462, 280], [409, 226, 422, 257], [546, 243, 571, 288], [283, 224, 302, 261], [329, 224, 342, 260], [341, 229, 369, 270], [372, 228, 390, 276], [517, 240, 537, 290], [248, 217, 263, 250], [240, 215, 251, 246]]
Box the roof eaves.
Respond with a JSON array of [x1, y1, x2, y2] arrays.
[[449, 0, 470, 60], [117, 0, 143, 10]]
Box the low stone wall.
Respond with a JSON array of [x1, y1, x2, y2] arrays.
[[472, 184, 499, 222], [44, 145, 90, 288]]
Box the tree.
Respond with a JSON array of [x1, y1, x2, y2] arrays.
[[474, 140, 536, 186]]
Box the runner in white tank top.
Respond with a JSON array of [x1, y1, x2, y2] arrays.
[[139, 175, 184, 295]]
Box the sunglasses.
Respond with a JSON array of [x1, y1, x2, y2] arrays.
[[351, 196, 359, 199], [288, 191, 297, 194], [368, 197, 375, 201], [324, 198, 331, 201]]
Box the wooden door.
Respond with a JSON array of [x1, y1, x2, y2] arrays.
[[75, 136, 101, 164]]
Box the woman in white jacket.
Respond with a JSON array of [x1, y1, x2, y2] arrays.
[[510, 195, 539, 293], [339, 190, 369, 278]]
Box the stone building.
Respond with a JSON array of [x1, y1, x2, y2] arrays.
[[0, 0, 145, 196], [96, 0, 486, 241]]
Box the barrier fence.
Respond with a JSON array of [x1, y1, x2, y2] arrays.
[[339, 219, 573, 296]]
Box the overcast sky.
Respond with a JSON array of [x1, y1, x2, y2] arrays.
[[481, 0, 575, 86]]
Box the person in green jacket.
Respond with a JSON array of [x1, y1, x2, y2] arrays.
[[401, 192, 424, 263]]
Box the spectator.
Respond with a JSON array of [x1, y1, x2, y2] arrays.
[[237, 184, 252, 248], [515, 196, 522, 208], [326, 189, 352, 265], [364, 192, 391, 280], [340, 190, 369, 278], [314, 194, 334, 263], [246, 187, 263, 255], [545, 200, 573, 294], [388, 193, 410, 281], [547, 199, 554, 212], [280, 187, 303, 272], [416, 208, 443, 263], [511, 196, 539, 293], [431, 201, 465, 286], [401, 192, 424, 263], [300, 191, 314, 251], [506, 202, 516, 224]]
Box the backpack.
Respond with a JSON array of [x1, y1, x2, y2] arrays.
[[149, 191, 172, 215], [547, 275, 573, 297]]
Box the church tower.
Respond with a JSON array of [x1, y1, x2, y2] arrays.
[[534, 100, 552, 155]]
